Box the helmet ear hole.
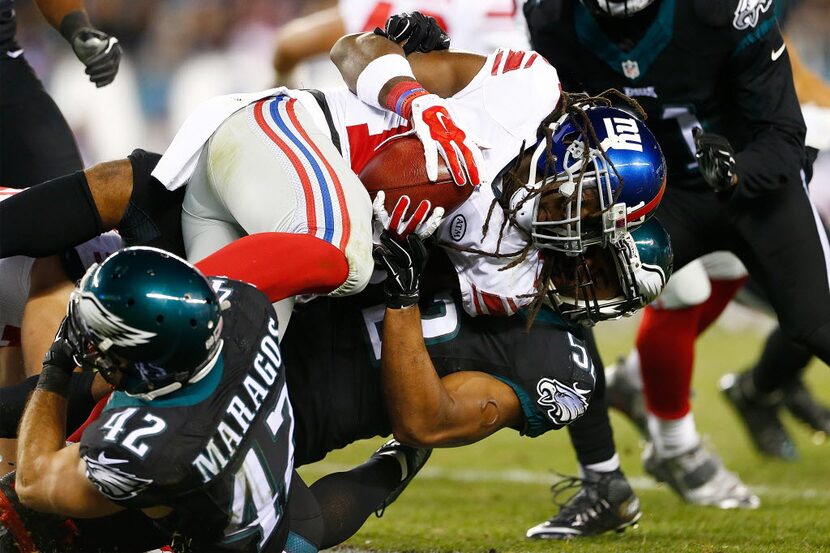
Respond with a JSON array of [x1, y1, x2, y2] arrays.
[[156, 314, 164, 324], [127, 298, 135, 307], [189, 318, 198, 328]]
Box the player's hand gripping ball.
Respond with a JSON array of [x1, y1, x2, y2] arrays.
[[410, 94, 486, 187], [359, 135, 476, 216], [372, 193, 442, 309]]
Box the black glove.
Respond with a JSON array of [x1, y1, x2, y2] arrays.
[[42, 318, 78, 375], [693, 127, 737, 193], [374, 11, 450, 56], [374, 230, 429, 309], [60, 11, 122, 87]]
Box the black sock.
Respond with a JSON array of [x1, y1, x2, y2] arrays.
[[751, 326, 811, 396], [309, 455, 402, 548], [0, 371, 97, 438], [0, 171, 103, 258], [568, 328, 617, 466]]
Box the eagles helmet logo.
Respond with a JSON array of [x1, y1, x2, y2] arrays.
[[84, 452, 153, 500], [76, 291, 157, 348], [536, 378, 590, 426], [732, 0, 773, 30]]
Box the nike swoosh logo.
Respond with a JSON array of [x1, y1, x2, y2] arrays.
[[771, 43, 787, 61], [435, 110, 451, 130]]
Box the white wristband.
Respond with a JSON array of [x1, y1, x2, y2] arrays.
[[355, 54, 415, 111]]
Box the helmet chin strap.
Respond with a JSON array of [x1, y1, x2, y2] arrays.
[[125, 340, 224, 401]]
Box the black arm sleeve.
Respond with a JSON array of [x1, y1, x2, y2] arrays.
[[0, 371, 96, 439], [730, 10, 806, 200]]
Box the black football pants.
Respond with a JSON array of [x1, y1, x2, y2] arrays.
[[656, 182, 830, 393], [0, 53, 82, 188]]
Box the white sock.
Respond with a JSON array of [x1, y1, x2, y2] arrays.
[[622, 350, 643, 390], [648, 412, 699, 458], [582, 453, 621, 476]]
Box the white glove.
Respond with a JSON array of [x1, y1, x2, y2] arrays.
[[372, 191, 444, 242], [409, 94, 486, 187]]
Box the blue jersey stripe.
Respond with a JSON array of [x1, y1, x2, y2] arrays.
[[269, 97, 335, 243]]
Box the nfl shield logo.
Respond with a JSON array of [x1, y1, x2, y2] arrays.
[[622, 60, 640, 80]]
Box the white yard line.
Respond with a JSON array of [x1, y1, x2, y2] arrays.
[[302, 463, 829, 500]]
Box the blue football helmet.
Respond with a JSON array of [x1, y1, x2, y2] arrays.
[[524, 105, 666, 255], [548, 217, 673, 326], [66, 246, 223, 399]]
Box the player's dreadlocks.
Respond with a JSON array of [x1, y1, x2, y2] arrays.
[[441, 88, 646, 324]]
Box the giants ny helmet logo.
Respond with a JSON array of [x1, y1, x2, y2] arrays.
[[76, 291, 157, 348], [536, 378, 590, 426], [732, 0, 773, 30]]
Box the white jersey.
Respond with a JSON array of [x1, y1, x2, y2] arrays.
[[0, 188, 123, 346], [153, 48, 560, 317], [339, 0, 529, 53]]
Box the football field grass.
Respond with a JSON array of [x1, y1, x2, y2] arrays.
[[298, 315, 830, 553]]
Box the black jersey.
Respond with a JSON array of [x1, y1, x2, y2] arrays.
[[525, 0, 806, 200], [282, 287, 596, 466], [79, 278, 293, 553]]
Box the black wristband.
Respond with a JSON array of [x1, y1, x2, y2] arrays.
[[59, 10, 91, 42], [386, 292, 420, 309], [35, 366, 73, 398]]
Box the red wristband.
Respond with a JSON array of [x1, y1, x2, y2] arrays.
[[384, 80, 429, 119]]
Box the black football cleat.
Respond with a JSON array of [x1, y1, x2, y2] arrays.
[[643, 441, 759, 509], [372, 439, 432, 516], [784, 380, 830, 435], [526, 469, 641, 539], [720, 372, 797, 460]]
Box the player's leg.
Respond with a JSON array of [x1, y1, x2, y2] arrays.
[[187, 95, 372, 331], [0, 54, 82, 188], [739, 327, 830, 438], [204, 96, 373, 297], [20, 256, 74, 377], [307, 440, 430, 548], [0, 151, 182, 259], [720, 184, 830, 456], [634, 254, 757, 508], [725, 183, 830, 380], [527, 329, 641, 539]]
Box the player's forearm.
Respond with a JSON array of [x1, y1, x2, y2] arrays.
[[34, 0, 85, 32], [274, 7, 345, 77], [734, 126, 805, 199], [381, 306, 456, 445], [16, 389, 69, 508], [330, 32, 483, 102], [331, 32, 404, 93]]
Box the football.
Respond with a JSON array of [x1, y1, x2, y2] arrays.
[[358, 135, 474, 214]]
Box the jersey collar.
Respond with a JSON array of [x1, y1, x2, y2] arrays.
[[573, 0, 675, 82]]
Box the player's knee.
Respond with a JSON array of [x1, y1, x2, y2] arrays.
[[85, 158, 134, 229], [652, 260, 710, 310], [330, 241, 374, 297], [780, 318, 830, 356]]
